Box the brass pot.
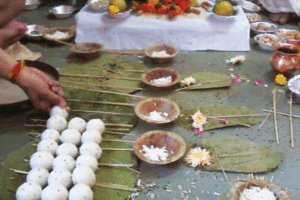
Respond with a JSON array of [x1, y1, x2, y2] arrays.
[[270, 43, 299, 75]]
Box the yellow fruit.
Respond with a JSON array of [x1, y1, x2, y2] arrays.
[[187, 0, 197, 7], [110, 0, 127, 12], [214, 1, 234, 16], [108, 5, 120, 15]]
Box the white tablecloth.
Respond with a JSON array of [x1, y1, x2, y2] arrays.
[[75, 5, 250, 51], [259, 0, 300, 16]]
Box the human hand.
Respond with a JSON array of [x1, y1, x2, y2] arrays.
[[0, 27, 26, 49], [15, 66, 68, 112]]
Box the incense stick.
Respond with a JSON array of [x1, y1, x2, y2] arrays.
[[98, 163, 134, 167], [9, 168, 28, 175], [175, 79, 231, 92], [102, 139, 134, 143], [207, 116, 251, 127], [102, 49, 144, 55], [289, 95, 294, 148], [24, 124, 46, 128], [111, 158, 140, 174], [102, 67, 124, 75], [259, 95, 281, 129], [272, 89, 279, 144], [96, 183, 140, 192], [213, 147, 229, 182], [106, 128, 131, 132], [71, 110, 135, 116], [104, 131, 134, 136], [208, 114, 267, 118], [61, 81, 145, 91], [219, 82, 248, 103], [105, 123, 133, 127], [64, 86, 146, 99], [262, 109, 300, 119], [60, 73, 141, 81], [123, 70, 145, 73], [66, 99, 135, 107], [102, 148, 134, 151]]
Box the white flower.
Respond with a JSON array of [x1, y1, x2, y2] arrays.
[[180, 77, 196, 87], [185, 147, 212, 167], [226, 55, 246, 65], [191, 110, 207, 131]]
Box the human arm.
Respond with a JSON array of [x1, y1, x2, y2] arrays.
[[0, 0, 25, 28]]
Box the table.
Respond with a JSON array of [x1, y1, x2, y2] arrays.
[[75, 5, 251, 51]]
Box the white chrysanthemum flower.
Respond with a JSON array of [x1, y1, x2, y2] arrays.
[[180, 77, 196, 87], [185, 147, 211, 167], [191, 110, 207, 130], [226, 55, 246, 65]]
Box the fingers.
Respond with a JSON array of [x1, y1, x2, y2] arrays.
[[51, 85, 67, 99]]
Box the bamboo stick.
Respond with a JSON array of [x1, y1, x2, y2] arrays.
[[106, 128, 131, 132], [175, 79, 231, 92], [207, 116, 251, 127], [102, 49, 144, 55], [104, 131, 134, 136], [123, 70, 145, 73], [71, 110, 135, 116], [289, 95, 294, 148], [259, 95, 281, 129], [96, 183, 140, 192], [262, 109, 300, 119], [102, 67, 124, 75], [208, 114, 267, 118], [66, 99, 135, 107], [9, 168, 28, 175], [30, 118, 47, 123], [60, 73, 141, 81], [61, 81, 145, 91], [63, 86, 146, 99], [219, 82, 248, 103], [111, 158, 140, 174], [105, 123, 133, 127], [102, 139, 134, 143], [272, 90, 279, 144], [102, 148, 134, 151], [213, 147, 229, 182], [98, 163, 134, 167], [24, 124, 46, 128]]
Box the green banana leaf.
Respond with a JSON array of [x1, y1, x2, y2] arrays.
[[186, 136, 281, 173], [59, 55, 147, 94], [178, 104, 262, 131], [178, 72, 231, 90]]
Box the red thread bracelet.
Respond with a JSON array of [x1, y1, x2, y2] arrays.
[[7, 60, 25, 83]]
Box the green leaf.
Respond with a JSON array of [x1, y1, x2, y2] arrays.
[[178, 72, 231, 90], [188, 136, 281, 173], [178, 104, 262, 131]]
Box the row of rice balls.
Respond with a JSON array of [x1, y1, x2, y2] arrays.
[[16, 106, 106, 200]]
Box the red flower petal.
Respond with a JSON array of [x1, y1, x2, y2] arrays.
[[253, 78, 263, 86], [192, 128, 203, 136]]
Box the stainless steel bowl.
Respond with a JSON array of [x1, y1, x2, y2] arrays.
[[250, 22, 278, 35], [254, 33, 279, 51], [241, 0, 261, 13], [50, 5, 75, 19], [25, 24, 48, 40], [245, 13, 261, 23], [88, 0, 109, 11], [287, 75, 300, 99], [24, 0, 41, 11]]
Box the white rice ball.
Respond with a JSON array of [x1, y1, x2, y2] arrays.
[[16, 182, 42, 200], [41, 184, 68, 200], [41, 129, 60, 143], [50, 105, 68, 119], [52, 155, 76, 172], [72, 167, 96, 187], [68, 117, 86, 133], [86, 119, 105, 134], [37, 139, 58, 156], [76, 155, 98, 171], [26, 167, 49, 188], [69, 184, 93, 200], [48, 168, 72, 189], [56, 143, 78, 158], [60, 129, 81, 146], [46, 115, 67, 132], [30, 151, 54, 171], [81, 130, 102, 144], [80, 142, 102, 159]]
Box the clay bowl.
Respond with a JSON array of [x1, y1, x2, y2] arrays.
[[42, 26, 76, 43], [134, 97, 180, 125], [145, 44, 178, 63], [133, 130, 186, 165], [141, 67, 180, 89], [70, 42, 104, 56]]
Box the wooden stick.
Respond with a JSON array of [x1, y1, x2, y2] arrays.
[[272, 89, 279, 144], [102, 67, 123, 75], [9, 168, 28, 175], [102, 139, 134, 143], [213, 147, 229, 182], [106, 128, 131, 132], [175, 79, 231, 92], [102, 49, 144, 55], [105, 123, 133, 127], [208, 114, 267, 118], [63, 86, 146, 99], [61, 81, 145, 91], [207, 116, 251, 127], [123, 70, 145, 73], [66, 99, 135, 107], [111, 158, 140, 174], [60, 73, 141, 81], [289, 95, 294, 148], [96, 183, 140, 192], [71, 110, 135, 116], [262, 109, 300, 119], [24, 124, 46, 128], [104, 131, 134, 136], [219, 82, 248, 103], [30, 118, 47, 123], [98, 163, 134, 167], [259, 95, 281, 129], [102, 148, 134, 151]]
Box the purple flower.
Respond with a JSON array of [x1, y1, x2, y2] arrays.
[[253, 79, 263, 86], [232, 76, 242, 84], [192, 128, 203, 136], [178, 59, 185, 63], [219, 119, 229, 124]]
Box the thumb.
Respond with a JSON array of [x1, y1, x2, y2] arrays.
[[46, 90, 68, 110]]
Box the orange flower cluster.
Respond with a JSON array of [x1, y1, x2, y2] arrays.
[[137, 0, 191, 16]]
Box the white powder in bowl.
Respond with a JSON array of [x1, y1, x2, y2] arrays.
[[140, 145, 168, 162], [45, 31, 69, 40], [150, 76, 172, 85], [145, 110, 169, 122], [239, 187, 276, 200], [152, 50, 171, 58]]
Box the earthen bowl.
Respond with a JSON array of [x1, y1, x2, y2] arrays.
[[133, 130, 186, 165], [134, 97, 180, 125], [42, 26, 76, 43], [145, 44, 178, 63], [141, 67, 180, 89], [70, 42, 104, 56]]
